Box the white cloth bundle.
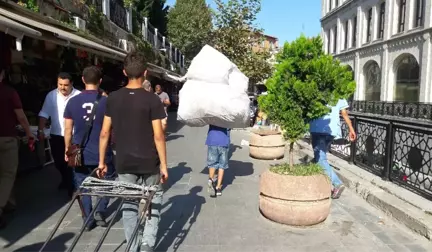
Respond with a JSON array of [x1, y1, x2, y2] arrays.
[[177, 45, 250, 128]]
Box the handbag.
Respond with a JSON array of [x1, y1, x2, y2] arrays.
[[66, 92, 102, 168]]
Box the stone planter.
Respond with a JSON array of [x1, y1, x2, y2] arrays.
[[259, 169, 331, 226], [249, 129, 285, 160]]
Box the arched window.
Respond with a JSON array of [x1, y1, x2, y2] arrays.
[[346, 65, 355, 103], [364, 61, 381, 101], [395, 55, 420, 102]]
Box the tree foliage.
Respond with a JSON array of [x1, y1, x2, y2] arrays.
[[135, 0, 169, 35], [259, 35, 356, 168], [212, 0, 272, 86], [167, 0, 212, 65]]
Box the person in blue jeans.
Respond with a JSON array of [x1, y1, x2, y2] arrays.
[[64, 66, 115, 231], [309, 99, 356, 199], [206, 125, 230, 196]]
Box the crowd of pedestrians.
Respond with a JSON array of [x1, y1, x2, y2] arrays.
[[0, 50, 354, 252]]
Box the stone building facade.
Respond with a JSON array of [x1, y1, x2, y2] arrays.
[[321, 0, 431, 102]]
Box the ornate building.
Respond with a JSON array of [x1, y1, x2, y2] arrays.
[[321, 0, 430, 103]]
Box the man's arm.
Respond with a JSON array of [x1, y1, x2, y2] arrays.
[[153, 119, 167, 178], [99, 116, 112, 168], [38, 92, 52, 139], [341, 109, 356, 141], [163, 93, 171, 106], [14, 109, 32, 137], [64, 119, 73, 152]]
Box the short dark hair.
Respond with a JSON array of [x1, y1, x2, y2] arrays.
[[58, 72, 72, 81], [82, 66, 102, 84], [124, 52, 147, 79]]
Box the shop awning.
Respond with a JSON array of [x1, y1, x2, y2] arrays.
[[0, 14, 42, 38], [0, 8, 126, 59], [148, 63, 185, 83]]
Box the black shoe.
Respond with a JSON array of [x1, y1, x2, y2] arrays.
[[94, 212, 107, 227], [0, 215, 7, 229], [84, 220, 97, 232], [216, 187, 222, 196]]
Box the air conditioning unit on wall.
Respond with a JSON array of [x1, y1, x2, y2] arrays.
[[73, 16, 86, 31]]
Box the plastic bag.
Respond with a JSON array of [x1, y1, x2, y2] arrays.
[[185, 45, 234, 84], [177, 80, 250, 128]]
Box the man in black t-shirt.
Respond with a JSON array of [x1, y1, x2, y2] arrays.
[[98, 52, 167, 252]]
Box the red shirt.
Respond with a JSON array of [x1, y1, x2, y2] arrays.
[[0, 82, 23, 137]]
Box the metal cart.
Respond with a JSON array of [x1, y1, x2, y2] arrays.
[[38, 173, 159, 252]]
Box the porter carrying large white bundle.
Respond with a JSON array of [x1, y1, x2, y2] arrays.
[[177, 45, 250, 128]]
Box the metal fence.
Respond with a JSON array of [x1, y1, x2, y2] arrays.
[[329, 111, 432, 200], [351, 100, 432, 121]]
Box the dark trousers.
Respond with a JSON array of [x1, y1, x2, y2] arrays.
[[49, 134, 73, 191], [73, 164, 116, 222]]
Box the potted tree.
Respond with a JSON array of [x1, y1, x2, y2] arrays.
[[258, 35, 355, 226]]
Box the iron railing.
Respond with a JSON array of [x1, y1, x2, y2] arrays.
[[329, 112, 432, 200], [350, 100, 432, 121]]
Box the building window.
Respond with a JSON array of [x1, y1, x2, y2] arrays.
[[398, 0, 406, 33], [366, 8, 373, 42], [329, 0, 332, 11], [344, 20, 349, 50], [327, 30, 331, 53], [378, 2, 385, 39], [414, 0, 425, 27], [333, 25, 337, 53], [395, 54, 420, 102], [364, 61, 381, 101], [352, 16, 357, 47], [335, 0, 339, 7]]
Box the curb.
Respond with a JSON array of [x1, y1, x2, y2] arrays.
[[296, 140, 432, 241]]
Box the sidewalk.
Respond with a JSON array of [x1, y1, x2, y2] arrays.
[[0, 122, 431, 251]]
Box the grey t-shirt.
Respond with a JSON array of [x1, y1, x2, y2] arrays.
[[156, 91, 170, 115]]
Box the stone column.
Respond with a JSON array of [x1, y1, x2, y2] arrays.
[[420, 33, 431, 102]]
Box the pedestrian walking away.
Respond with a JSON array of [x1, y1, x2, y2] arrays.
[[98, 52, 168, 252], [0, 65, 34, 229], [309, 98, 356, 199], [206, 125, 231, 196], [63, 66, 116, 232], [38, 72, 81, 198]]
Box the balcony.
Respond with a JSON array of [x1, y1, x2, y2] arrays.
[[2, 0, 186, 75]]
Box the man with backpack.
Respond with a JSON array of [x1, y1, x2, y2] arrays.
[[63, 66, 115, 231]]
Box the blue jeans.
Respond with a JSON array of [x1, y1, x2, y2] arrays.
[[207, 146, 229, 169], [118, 173, 163, 252], [311, 133, 342, 187], [73, 163, 116, 223]]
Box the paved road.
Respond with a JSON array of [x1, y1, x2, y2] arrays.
[[1, 117, 431, 252]]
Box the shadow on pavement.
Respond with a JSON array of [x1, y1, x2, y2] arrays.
[[166, 112, 185, 135], [223, 160, 254, 188], [12, 232, 74, 252], [165, 162, 192, 192], [166, 134, 184, 141], [0, 165, 70, 249], [156, 186, 205, 252]]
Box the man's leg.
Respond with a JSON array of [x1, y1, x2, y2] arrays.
[[161, 117, 167, 133], [94, 163, 116, 226], [0, 137, 19, 227], [311, 134, 344, 198], [73, 170, 96, 230], [141, 174, 163, 251], [118, 174, 141, 252], [206, 146, 218, 194], [215, 146, 229, 196], [49, 135, 74, 195]]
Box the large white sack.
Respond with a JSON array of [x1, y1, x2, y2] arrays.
[[228, 66, 249, 93], [186, 45, 234, 83], [177, 80, 250, 128]]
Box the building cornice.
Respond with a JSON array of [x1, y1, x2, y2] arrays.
[[321, 0, 355, 23], [332, 28, 431, 58]]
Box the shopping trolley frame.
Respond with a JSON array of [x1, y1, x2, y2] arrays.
[[38, 172, 158, 252]]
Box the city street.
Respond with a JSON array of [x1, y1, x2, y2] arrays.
[[0, 116, 431, 252]]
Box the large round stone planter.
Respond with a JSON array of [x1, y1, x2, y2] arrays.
[[249, 129, 285, 160], [259, 169, 331, 226]]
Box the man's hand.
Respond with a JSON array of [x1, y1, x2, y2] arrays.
[[349, 130, 357, 142], [38, 131, 45, 142], [160, 165, 168, 184], [96, 164, 107, 178], [64, 148, 69, 162]]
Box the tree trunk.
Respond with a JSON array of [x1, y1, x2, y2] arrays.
[[289, 142, 294, 170]]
